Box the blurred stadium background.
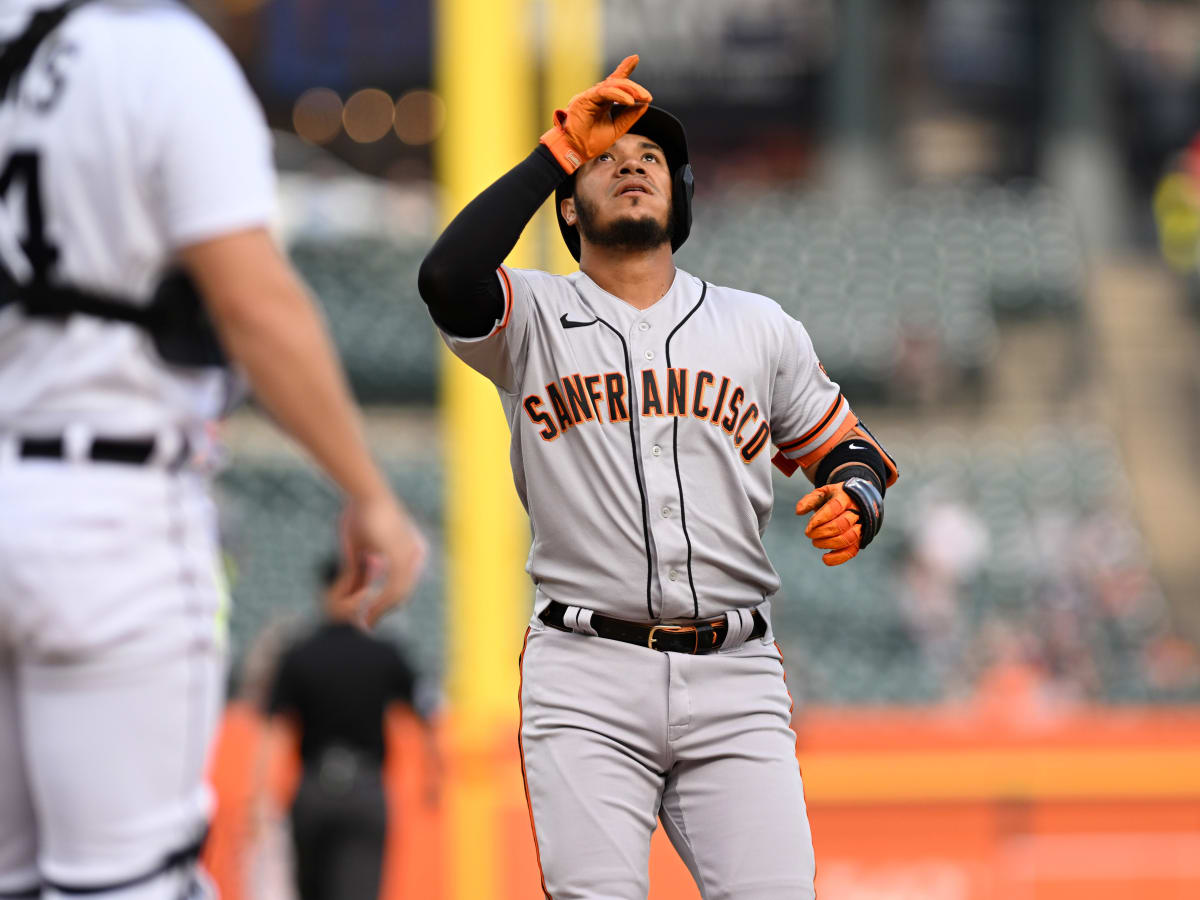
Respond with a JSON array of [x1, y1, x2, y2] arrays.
[[189, 0, 1200, 897]]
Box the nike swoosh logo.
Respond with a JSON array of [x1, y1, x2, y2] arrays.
[[560, 313, 595, 329], [847, 442, 866, 450]]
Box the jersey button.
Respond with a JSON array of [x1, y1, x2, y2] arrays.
[[668, 570, 679, 582], [651, 445, 662, 457], [660, 506, 672, 518], [644, 349, 655, 360], [638, 321, 650, 332]]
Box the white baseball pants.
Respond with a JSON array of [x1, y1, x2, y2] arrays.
[[0, 459, 226, 899], [518, 619, 816, 900]]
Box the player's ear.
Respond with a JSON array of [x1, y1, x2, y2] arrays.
[[561, 196, 577, 226]]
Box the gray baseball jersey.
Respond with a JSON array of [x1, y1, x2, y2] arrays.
[[442, 264, 854, 623], [442, 263, 849, 898]]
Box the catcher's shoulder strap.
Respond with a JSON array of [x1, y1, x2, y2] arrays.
[[0, 261, 229, 370], [0, 0, 94, 101], [0, 0, 227, 369]]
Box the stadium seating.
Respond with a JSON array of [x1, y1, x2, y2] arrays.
[[284, 183, 1085, 406], [766, 426, 1195, 704], [227, 182, 1194, 706], [676, 181, 1086, 402], [216, 461, 446, 681], [217, 427, 1197, 705], [289, 239, 438, 403]]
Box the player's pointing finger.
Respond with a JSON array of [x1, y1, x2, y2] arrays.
[[609, 54, 639, 80]]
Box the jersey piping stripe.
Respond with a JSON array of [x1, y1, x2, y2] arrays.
[[795, 414, 858, 469], [776, 392, 844, 452], [774, 640, 819, 896], [596, 316, 655, 618], [664, 279, 708, 618], [777, 398, 853, 462], [517, 627, 554, 900], [168, 475, 207, 807], [497, 266, 515, 329]]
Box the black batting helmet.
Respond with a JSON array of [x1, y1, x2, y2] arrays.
[[554, 105, 694, 262]]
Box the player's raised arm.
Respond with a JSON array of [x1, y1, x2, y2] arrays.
[[417, 54, 652, 337]]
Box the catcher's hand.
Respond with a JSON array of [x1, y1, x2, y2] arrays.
[[336, 496, 428, 627], [540, 54, 653, 174], [795, 477, 884, 566]]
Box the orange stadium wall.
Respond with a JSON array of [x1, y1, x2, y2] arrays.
[[204, 700, 1200, 900]]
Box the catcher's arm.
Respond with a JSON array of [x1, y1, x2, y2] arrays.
[[795, 424, 898, 566], [183, 231, 426, 622]]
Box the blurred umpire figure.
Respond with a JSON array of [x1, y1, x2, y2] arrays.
[[0, 2, 426, 899], [259, 558, 441, 900]]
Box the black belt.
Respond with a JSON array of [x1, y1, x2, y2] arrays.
[[539, 600, 766, 654], [18, 435, 185, 466]]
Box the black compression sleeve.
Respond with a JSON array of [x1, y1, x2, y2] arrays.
[[418, 144, 568, 337]]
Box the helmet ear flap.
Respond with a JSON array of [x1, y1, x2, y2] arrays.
[[555, 174, 581, 262], [670, 163, 694, 253]]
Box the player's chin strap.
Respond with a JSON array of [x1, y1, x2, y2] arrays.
[[38, 828, 210, 898]]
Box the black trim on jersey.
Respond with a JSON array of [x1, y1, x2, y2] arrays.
[[777, 391, 844, 453], [595, 316, 655, 619], [664, 279, 708, 618], [0, 885, 40, 899]]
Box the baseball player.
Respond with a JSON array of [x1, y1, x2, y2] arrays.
[[419, 55, 898, 899], [0, 2, 425, 898]]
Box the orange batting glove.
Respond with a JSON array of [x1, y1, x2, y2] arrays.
[[539, 54, 653, 174], [795, 483, 863, 567]]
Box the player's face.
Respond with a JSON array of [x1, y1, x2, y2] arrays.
[[563, 132, 673, 253]]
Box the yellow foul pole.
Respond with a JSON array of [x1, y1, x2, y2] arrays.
[[542, 0, 602, 275], [435, 0, 600, 894], [434, 0, 536, 897]]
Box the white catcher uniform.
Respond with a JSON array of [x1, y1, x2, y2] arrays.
[[0, 2, 273, 897], [443, 265, 862, 899]]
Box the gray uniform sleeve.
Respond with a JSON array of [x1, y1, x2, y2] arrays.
[[438, 265, 535, 394], [769, 313, 855, 473]]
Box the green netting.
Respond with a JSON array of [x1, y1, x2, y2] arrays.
[[289, 238, 438, 404]]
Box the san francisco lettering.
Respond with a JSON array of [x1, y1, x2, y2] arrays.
[[523, 368, 770, 462]]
